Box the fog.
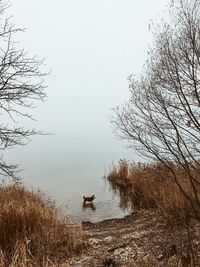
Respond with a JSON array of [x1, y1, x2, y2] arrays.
[[2, 1, 168, 216]]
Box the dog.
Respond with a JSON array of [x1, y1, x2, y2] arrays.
[[82, 194, 96, 204]]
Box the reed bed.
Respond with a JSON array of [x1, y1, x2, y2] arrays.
[[107, 160, 200, 220], [0, 183, 82, 266]]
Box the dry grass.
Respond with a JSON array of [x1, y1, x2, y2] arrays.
[[107, 160, 200, 220], [0, 183, 82, 266]]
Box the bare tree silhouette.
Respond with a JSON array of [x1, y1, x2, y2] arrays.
[[0, 1, 47, 180], [112, 0, 200, 220]]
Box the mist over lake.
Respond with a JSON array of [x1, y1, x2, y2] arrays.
[[2, 0, 167, 222], [4, 133, 138, 222]]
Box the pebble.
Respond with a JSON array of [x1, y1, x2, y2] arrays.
[[113, 246, 136, 261], [104, 236, 113, 243], [88, 238, 100, 247]]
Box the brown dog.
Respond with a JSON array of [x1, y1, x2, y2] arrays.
[[82, 194, 96, 204]]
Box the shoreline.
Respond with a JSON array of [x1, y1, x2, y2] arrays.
[[70, 209, 200, 267], [0, 183, 199, 266]]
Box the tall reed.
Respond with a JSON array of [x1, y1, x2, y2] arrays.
[[107, 160, 199, 219], [0, 183, 82, 266]]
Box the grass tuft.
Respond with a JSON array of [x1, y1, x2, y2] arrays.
[[0, 183, 82, 266]]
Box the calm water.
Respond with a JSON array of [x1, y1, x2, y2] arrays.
[[23, 164, 130, 223], [5, 134, 136, 223]]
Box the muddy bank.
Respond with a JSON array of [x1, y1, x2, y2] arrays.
[[69, 210, 200, 267]]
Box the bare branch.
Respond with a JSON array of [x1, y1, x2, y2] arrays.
[[0, 1, 47, 180], [112, 0, 200, 220]]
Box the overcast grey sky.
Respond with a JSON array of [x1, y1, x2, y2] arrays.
[[5, 0, 168, 181]]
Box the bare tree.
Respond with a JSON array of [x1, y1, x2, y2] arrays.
[[0, 1, 47, 180], [112, 0, 200, 220]]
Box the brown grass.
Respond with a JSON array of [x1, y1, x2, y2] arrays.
[[107, 160, 200, 220], [0, 183, 82, 266]]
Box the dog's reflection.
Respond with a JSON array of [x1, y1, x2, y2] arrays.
[[82, 202, 96, 211]]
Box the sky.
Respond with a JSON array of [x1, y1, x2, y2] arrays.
[[4, 0, 168, 181]]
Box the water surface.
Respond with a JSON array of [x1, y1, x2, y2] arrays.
[[5, 134, 136, 223], [24, 165, 130, 223]]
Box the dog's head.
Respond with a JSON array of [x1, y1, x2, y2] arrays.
[[81, 194, 96, 201]]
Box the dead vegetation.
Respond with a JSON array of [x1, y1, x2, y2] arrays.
[[0, 183, 82, 267], [107, 159, 200, 220], [105, 159, 200, 266]]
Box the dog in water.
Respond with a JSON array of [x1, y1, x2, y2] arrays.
[[82, 202, 96, 211], [82, 194, 96, 204]]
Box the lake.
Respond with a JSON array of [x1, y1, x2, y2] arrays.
[[23, 166, 130, 223], [4, 134, 137, 223]]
